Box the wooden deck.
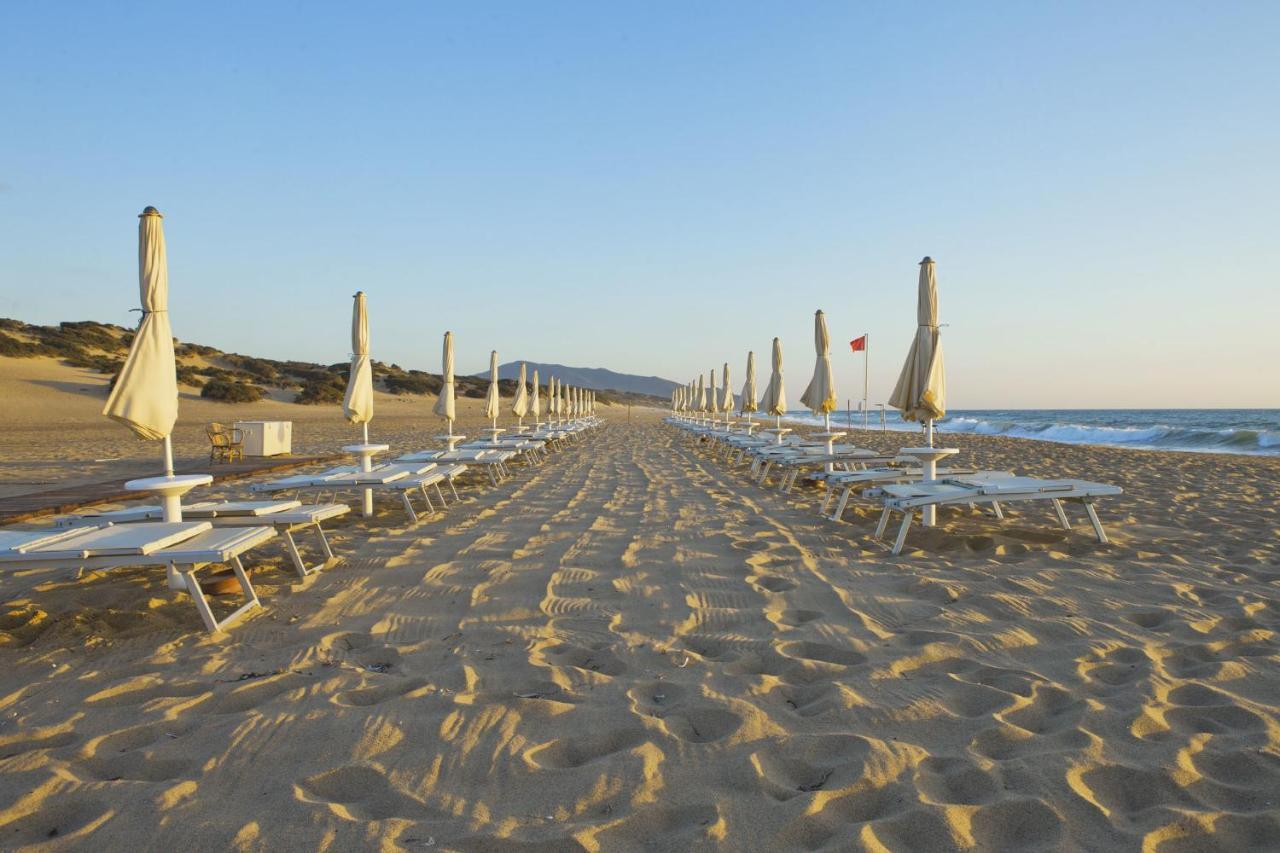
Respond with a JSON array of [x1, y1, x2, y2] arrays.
[[0, 455, 340, 524]]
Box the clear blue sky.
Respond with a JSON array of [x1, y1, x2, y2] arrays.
[[2, 2, 1276, 407]]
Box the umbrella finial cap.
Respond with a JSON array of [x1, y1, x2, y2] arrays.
[[139, 206, 162, 218], [920, 256, 934, 264]]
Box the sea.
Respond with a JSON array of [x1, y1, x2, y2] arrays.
[[776, 409, 1280, 457]]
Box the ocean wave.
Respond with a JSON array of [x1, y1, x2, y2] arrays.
[[780, 411, 1280, 456]]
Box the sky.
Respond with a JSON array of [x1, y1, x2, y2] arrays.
[[1, 2, 1277, 408]]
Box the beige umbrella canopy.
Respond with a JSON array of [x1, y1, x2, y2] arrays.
[[739, 351, 758, 416], [720, 362, 734, 422], [483, 350, 500, 428], [433, 331, 457, 433], [695, 374, 706, 415], [342, 292, 375, 440], [799, 309, 838, 427], [889, 257, 947, 442], [561, 382, 569, 421], [761, 337, 786, 418], [513, 362, 530, 424], [103, 207, 180, 467], [530, 369, 541, 422], [707, 369, 716, 418]]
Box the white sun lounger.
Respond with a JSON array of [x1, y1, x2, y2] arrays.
[[0, 522, 277, 634], [399, 449, 514, 486], [57, 500, 351, 578], [819, 467, 995, 520], [873, 476, 1123, 555]]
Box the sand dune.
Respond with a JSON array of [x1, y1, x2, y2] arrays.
[[0, 367, 1278, 848]]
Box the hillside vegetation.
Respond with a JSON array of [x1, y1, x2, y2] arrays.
[[0, 319, 665, 407]]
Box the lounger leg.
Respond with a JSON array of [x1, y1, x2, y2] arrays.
[[447, 478, 460, 501], [875, 507, 893, 539], [401, 492, 419, 523], [831, 488, 852, 522], [991, 501, 1004, 520], [181, 558, 261, 635], [1082, 499, 1109, 544], [892, 511, 914, 555], [433, 482, 448, 507], [820, 489, 834, 514], [419, 485, 435, 514], [1051, 498, 1071, 530], [314, 523, 335, 562], [283, 528, 310, 578]]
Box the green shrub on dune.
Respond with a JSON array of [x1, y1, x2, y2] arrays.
[[200, 378, 265, 403]]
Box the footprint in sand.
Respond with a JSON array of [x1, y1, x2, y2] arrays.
[[914, 756, 999, 805], [296, 764, 444, 822], [771, 682, 846, 718], [76, 722, 194, 782], [0, 794, 112, 846], [203, 672, 310, 715], [332, 677, 433, 708], [750, 735, 871, 801], [1079, 645, 1149, 690], [1163, 684, 1266, 735], [587, 803, 721, 849], [0, 728, 77, 760], [84, 675, 208, 708], [1150, 813, 1280, 853], [540, 643, 627, 677], [751, 575, 798, 593], [658, 706, 743, 743], [627, 681, 688, 715], [940, 681, 1019, 718], [999, 684, 1085, 735], [967, 799, 1063, 850], [776, 640, 866, 668], [1073, 763, 1199, 818], [768, 609, 823, 629], [524, 725, 649, 769]]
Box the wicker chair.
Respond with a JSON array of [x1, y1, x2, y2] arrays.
[[207, 423, 245, 463]]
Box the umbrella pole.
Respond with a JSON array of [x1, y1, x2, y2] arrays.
[[362, 422, 369, 444], [163, 435, 174, 477]]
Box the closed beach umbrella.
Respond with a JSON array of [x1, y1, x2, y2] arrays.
[[696, 374, 706, 415], [433, 331, 456, 434], [342, 291, 375, 440], [707, 369, 716, 419], [561, 382, 569, 422], [484, 350, 500, 429], [889, 256, 947, 443], [512, 362, 529, 425], [103, 207, 180, 470], [762, 337, 786, 417], [740, 351, 758, 417], [721, 362, 734, 423], [530, 369, 541, 422], [799, 310, 838, 429]]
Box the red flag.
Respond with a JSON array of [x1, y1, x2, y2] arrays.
[[849, 335, 867, 353]]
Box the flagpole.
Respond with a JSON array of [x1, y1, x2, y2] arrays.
[[863, 333, 869, 430]]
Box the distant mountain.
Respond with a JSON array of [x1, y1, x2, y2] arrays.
[[481, 362, 679, 398]]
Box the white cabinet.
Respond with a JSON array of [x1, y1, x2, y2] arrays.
[[234, 421, 292, 456]]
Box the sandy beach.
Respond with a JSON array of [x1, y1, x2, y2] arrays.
[[0, 356, 1277, 851]]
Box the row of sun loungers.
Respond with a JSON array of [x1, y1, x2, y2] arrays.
[[0, 417, 604, 636], [667, 417, 1122, 554]]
